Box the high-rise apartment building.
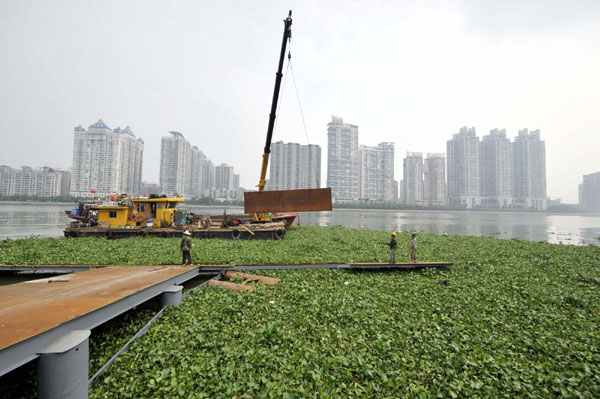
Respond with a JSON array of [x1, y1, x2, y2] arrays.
[[70, 120, 144, 197], [268, 141, 321, 190], [579, 172, 600, 213], [377, 142, 397, 202], [357, 142, 397, 202], [327, 116, 359, 202], [446, 127, 481, 207], [160, 131, 216, 198], [424, 153, 446, 206], [233, 174, 240, 190], [512, 129, 547, 209], [358, 145, 379, 201], [203, 160, 215, 197], [401, 152, 424, 204], [213, 163, 239, 200], [160, 131, 192, 196], [190, 146, 215, 197], [481, 129, 513, 207], [0, 166, 71, 196], [215, 163, 234, 190]]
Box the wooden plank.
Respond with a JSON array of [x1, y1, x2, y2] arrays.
[[224, 271, 281, 285], [208, 280, 255, 292], [0, 266, 195, 351]]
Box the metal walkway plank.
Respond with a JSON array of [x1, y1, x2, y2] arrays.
[[0, 266, 199, 376]]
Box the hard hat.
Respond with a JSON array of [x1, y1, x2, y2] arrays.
[[391, 232, 396, 236], [183, 230, 191, 236]]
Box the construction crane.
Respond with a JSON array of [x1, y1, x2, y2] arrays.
[[245, 10, 332, 221]]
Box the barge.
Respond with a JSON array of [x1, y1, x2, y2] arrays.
[[64, 195, 293, 240]]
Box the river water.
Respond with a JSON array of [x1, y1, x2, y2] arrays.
[[1, 203, 599, 245]]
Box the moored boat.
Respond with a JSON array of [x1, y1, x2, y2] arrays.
[[64, 194, 291, 239]]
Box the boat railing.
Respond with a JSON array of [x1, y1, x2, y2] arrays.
[[100, 201, 120, 207]]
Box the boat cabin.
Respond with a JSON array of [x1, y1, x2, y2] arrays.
[[93, 196, 185, 228]]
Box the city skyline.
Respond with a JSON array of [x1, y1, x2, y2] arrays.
[[2, 120, 595, 212], [0, 118, 556, 206], [0, 165, 70, 197], [1, 1, 599, 202]]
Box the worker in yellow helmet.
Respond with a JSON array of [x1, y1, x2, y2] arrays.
[[385, 231, 397, 264]]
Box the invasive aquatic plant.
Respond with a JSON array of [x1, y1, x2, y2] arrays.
[[1, 227, 598, 397]]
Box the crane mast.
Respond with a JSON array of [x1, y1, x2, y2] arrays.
[[257, 10, 293, 193], [245, 10, 332, 219]]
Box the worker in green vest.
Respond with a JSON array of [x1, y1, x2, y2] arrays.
[[386, 232, 397, 264], [180, 230, 194, 265]]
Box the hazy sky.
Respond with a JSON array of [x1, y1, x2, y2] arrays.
[[1, 0, 599, 202]]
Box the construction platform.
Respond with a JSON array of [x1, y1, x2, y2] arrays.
[[0, 266, 200, 377], [0, 261, 452, 379]]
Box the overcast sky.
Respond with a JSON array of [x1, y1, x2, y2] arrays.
[[1, 0, 599, 202]]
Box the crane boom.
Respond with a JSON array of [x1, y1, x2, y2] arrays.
[[246, 10, 332, 218], [257, 10, 293, 193]]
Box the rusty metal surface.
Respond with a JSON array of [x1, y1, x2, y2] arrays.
[[244, 188, 332, 213], [0, 266, 194, 351]]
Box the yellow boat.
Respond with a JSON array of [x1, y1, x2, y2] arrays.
[[64, 195, 287, 239]]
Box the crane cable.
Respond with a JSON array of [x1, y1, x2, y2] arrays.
[[289, 51, 320, 187], [273, 47, 320, 188], [289, 56, 311, 146]]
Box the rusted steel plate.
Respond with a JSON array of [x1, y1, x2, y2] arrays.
[[0, 266, 194, 351], [244, 188, 332, 213]]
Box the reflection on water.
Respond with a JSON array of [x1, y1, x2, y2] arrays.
[[0, 203, 599, 246], [0, 203, 247, 240], [0, 203, 72, 239], [297, 209, 600, 246]]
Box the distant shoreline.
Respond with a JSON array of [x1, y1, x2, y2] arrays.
[[0, 201, 246, 208], [0, 201, 73, 206], [0, 201, 597, 217], [329, 207, 597, 217]]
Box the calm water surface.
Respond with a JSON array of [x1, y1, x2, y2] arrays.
[[1, 203, 599, 245]]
